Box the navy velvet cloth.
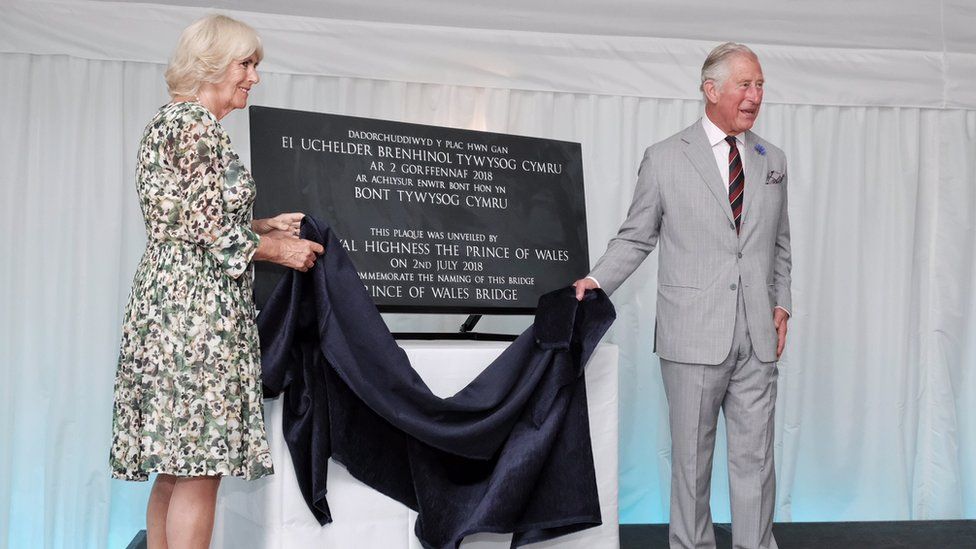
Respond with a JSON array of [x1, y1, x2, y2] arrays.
[[257, 217, 616, 548]]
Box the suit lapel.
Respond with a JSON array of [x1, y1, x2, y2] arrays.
[[741, 131, 768, 229], [681, 122, 734, 224]]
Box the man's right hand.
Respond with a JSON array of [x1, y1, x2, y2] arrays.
[[572, 277, 599, 301]]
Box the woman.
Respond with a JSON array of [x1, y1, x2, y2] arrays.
[[109, 14, 323, 548]]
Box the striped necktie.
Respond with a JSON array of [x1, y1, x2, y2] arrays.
[[726, 136, 744, 234]]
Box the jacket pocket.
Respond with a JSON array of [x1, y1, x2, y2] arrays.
[[660, 282, 700, 290]]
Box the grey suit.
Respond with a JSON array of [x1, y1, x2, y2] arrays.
[[589, 120, 791, 549], [590, 120, 791, 365]]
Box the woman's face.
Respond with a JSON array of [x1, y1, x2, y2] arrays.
[[202, 54, 260, 119]]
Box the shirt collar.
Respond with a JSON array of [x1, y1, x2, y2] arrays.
[[702, 115, 744, 149]]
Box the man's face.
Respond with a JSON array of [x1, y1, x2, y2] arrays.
[[704, 54, 764, 135]]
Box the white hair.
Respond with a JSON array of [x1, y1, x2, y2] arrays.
[[700, 42, 758, 95], [164, 14, 264, 98]]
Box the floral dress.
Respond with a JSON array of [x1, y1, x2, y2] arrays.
[[110, 101, 273, 480]]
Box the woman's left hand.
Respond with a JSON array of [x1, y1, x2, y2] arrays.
[[254, 212, 304, 238]]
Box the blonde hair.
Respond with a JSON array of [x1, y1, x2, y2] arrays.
[[165, 14, 264, 98]]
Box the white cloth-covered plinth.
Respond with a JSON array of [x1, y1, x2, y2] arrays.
[[212, 341, 619, 548]]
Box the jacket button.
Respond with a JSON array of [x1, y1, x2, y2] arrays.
[[730, 283, 737, 290], [737, 252, 743, 258]]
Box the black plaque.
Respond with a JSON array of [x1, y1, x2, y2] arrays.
[[249, 106, 588, 314]]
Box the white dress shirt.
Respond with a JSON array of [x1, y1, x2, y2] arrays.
[[701, 114, 745, 192]]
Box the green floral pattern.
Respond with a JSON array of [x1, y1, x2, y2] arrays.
[[110, 102, 273, 481]]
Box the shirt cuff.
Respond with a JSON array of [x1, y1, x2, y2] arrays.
[[775, 305, 791, 317], [585, 276, 601, 288]]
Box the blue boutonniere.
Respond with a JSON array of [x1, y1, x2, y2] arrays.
[[754, 143, 766, 156]]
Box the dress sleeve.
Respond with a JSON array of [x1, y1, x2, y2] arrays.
[[171, 107, 260, 279]]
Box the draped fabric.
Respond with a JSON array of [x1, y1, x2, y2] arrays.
[[256, 217, 614, 548], [2, 1, 976, 548]]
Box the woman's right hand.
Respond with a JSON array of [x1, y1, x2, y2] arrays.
[[277, 237, 325, 271], [256, 233, 325, 271]]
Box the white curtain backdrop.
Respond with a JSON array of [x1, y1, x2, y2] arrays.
[[2, 1, 975, 547]]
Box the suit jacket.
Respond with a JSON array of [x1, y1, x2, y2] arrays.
[[589, 120, 791, 365]]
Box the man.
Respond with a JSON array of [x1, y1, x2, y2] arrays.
[[574, 42, 791, 549]]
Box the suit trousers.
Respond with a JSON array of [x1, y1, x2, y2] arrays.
[[660, 286, 779, 549]]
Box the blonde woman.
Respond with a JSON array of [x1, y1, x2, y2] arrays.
[[110, 14, 323, 548]]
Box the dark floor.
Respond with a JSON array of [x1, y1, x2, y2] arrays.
[[129, 522, 976, 548], [620, 521, 976, 549]]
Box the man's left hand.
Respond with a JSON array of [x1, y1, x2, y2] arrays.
[[774, 308, 789, 358]]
